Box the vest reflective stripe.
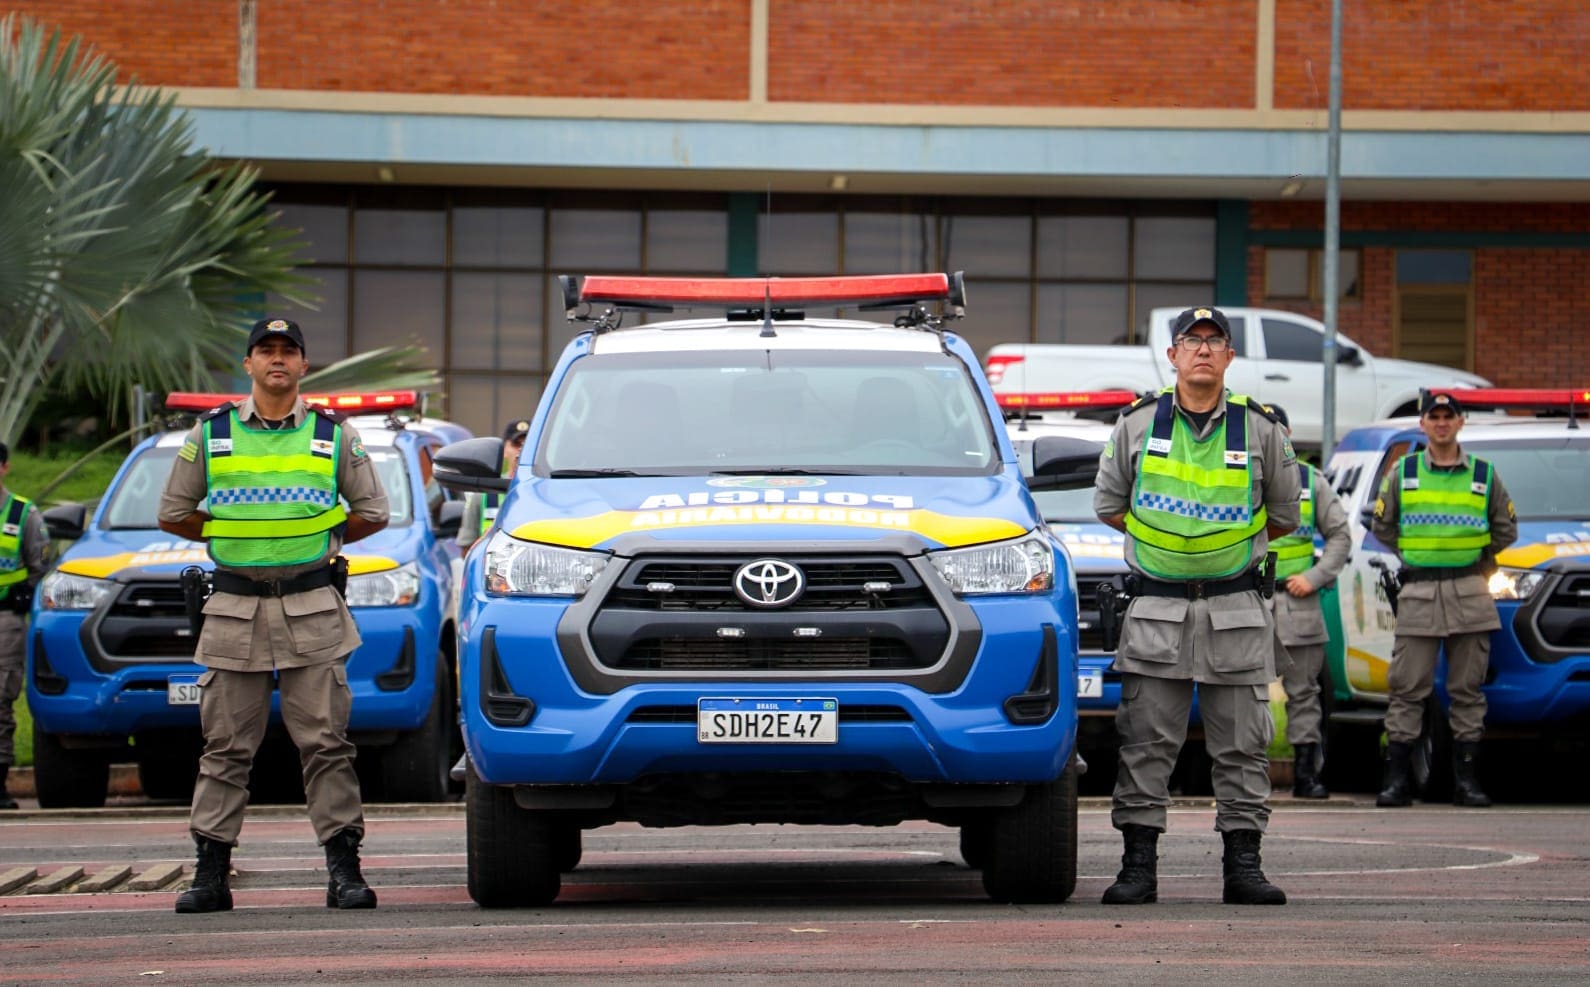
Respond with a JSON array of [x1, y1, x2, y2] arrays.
[[479, 492, 500, 536], [0, 495, 31, 596], [1398, 453, 1492, 567], [1126, 390, 1267, 579], [202, 410, 346, 567], [1271, 462, 1317, 578]]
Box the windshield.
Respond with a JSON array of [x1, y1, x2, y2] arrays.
[[99, 443, 413, 530], [1463, 436, 1590, 521], [536, 350, 998, 475]]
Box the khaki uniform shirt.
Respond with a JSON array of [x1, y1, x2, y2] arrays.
[[157, 396, 390, 671], [1094, 391, 1301, 685], [1369, 447, 1518, 637], [1271, 468, 1352, 647]]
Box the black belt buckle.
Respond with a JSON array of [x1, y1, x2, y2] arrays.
[[258, 578, 283, 597], [1185, 579, 1209, 600]]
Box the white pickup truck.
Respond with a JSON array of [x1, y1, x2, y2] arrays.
[[984, 307, 1491, 447]]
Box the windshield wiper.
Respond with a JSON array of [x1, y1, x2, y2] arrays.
[[709, 468, 864, 476], [548, 468, 646, 478]]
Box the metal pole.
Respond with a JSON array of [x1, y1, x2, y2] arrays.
[[1321, 0, 1344, 460]]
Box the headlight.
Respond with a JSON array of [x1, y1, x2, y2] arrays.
[[483, 530, 609, 597], [1488, 566, 1546, 602], [345, 562, 422, 608], [928, 532, 1055, 596], [38, 571, 117, 611]]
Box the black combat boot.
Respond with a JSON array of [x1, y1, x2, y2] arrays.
[[1290, 743, 1330, 799], [1221, 829, 1287, 905], [174, 835, 234, 913], [1375, 740, 1414, 807], [0, 766, 18, 809], [1101, 824, 1159, 905], [324, 828, 378, 909], [1451, 740, 1492, 807]]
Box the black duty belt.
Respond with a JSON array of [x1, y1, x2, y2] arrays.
[[1398, 564, 1483, 583], [1135, 569, 1263, 601], [213, 565, 334, 598]]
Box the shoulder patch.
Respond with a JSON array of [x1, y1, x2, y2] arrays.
[[350, 435, 367, 459], [1102, 438, 1115, 459], [198, 401, 235, 423], [178, 439, 199, 462]]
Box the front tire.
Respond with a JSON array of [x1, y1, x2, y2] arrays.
[[32, 725, 109, 809], [980, 758, 1079, 904], [465, 765, 561, 907], [380, 653, 456, 803]]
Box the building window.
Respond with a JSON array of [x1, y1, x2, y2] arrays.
[[1263, 247, 1361, 301]]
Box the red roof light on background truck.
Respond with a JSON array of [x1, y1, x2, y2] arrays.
[[166, 391, 419, 414], [1433, 387, 1590, 408], [984, 354, 1024, 386]]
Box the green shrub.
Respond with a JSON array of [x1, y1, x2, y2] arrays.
[[7, 446, 127, 508]]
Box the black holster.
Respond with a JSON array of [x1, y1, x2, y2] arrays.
[[180, 566, 213, 638], [1370, 558, 1401, 616], [330, 555, 349, 598], [2, 582, 33, 614], [1096, 575, 1134, 654], [1259, 551, 1278, 600]]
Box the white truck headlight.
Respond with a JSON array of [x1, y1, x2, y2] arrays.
[[345, 562, 422, 607], [928, 533, 1055, 596], [484, 530, 609, 597], [1488, 566, 1546, 602], [39, 571, 116, 611]]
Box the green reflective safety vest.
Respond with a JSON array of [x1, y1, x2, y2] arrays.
[[1271, 462, 1316, 578], [0, 493, 34, 599], [200, 408, 349, 567], [479, 492, 500, 536], [1125, 389, 1268, 580], [1396, 452, 1492, 568]]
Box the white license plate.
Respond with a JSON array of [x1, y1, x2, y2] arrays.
[[168, 678, 202, 705], [1077, 671, 1103, 699], [697, 698, 838, 744]]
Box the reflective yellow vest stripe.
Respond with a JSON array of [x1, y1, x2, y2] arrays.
[[1125, 389, 1267, 580], [1271, 462, 1316, 578], [0, 494, 32, 596], [202, 409, 344, 567], [1398, 453, 1492, 567]]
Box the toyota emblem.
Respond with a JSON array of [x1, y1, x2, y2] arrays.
[[732, 559, 805, 608]]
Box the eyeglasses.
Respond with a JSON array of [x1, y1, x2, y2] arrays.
[[1173, 334, 1230, 352]]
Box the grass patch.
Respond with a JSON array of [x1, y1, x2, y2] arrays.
[[8, 446, 127, 509], [13, 691, 32, 767]]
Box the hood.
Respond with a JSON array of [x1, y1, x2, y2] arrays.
[[498, 475, 1037, 553], [1372, 357, 1491, 388], [54, 525, 418, 580], [1494, 520, 1590, 570], [1048, 522, 1128, 574]]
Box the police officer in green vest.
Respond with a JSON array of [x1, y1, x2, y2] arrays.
[[1094, 306, 1300, 906], [1370, 390, 1516, 808], [158, 318, 391, 912], [1262, 405, 1351, 800], [456, 418, 528, 550], [0, 441, 49, 809]]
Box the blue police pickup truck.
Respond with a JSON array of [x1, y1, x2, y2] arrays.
[[1322, 389, 1590, 796], [434, 273, 1098, 905], [27, 392, 469, 807]]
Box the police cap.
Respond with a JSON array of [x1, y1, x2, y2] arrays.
[[1169, 306, 1232, 339], [502, 418, 531, 443], [246, 317, 306, 355], [1419, 391, 1464, 417]]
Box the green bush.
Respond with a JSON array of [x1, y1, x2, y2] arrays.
[[13, 690, 31, 767]]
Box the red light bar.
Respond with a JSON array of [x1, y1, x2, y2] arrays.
[[166, 391, 419, 413], [1433, 387, 1590, 408], [997, 391, 1140, 410], [984, 354, 1023, 386], [578, 274, 951, 308]]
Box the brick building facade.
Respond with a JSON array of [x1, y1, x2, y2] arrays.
[[12, 0, 1589, 432]]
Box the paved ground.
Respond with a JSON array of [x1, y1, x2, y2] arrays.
[[2, 796, 1587, 984]]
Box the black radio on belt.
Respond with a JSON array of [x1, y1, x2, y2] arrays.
[[179, 566, 213, 638]]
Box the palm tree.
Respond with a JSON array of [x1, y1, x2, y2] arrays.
[[0, 15, 308, 442]]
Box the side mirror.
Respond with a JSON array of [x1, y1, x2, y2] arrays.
[[1025, 436, 1103, 492], [42, 503, 87, 541], [435, 500, 465, 539], [433, 437, 510, 494], [1337, 345, 1363, 367]]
